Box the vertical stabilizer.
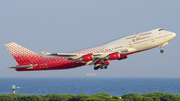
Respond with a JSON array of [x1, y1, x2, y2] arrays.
[[5, 42, 45, 65]]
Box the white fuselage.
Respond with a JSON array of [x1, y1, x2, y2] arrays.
[[103, 28, 176, 53], [73, 28, 176, 55]]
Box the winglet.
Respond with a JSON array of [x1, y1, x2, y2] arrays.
[[41, 51, 50, 55], [41, 51, 46, 55]]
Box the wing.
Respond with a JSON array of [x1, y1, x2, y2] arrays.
[[41, 48, 137, 65], [41, 51, 109, 59], [41, 51, 83, 59]]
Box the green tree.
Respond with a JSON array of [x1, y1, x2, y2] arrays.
[[122, 93, 138, 99], [143, 97, 153, 101], [133, 95, 143, 101], [123, 99, 130, 101], [79, 97, 91, 101]]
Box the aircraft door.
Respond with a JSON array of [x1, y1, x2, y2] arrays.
[[151, 36, 155, 42], [129, 41, 133, 47]]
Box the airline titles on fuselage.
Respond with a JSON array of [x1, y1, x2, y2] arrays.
[[132, 36, 151, 42]]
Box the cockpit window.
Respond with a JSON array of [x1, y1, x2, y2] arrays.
[[159, 29, 163, 31]]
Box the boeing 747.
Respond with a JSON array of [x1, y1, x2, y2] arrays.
[[5, 28, 176, 71]]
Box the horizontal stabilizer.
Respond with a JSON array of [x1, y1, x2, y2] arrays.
[[8, 64, 38, 69]]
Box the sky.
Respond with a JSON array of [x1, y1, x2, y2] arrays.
[[0, 0, 179, 77]]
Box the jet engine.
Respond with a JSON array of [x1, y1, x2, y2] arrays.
[[79, 54, 93, 62], [118, 56, 127, 60], [105, 52, 120, 60]]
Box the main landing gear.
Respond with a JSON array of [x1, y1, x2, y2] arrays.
[[94, 65, 108, 70]]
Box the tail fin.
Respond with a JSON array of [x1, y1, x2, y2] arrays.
[[5, 42, 45, 65]]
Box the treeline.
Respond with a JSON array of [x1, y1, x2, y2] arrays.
[[0, 92, 180, 101]]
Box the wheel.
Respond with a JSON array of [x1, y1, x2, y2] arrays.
[[104, 66, 107, 69], [160, 50, 164, 53], [94, 67, 98, 70], [100, 66, 103, 69]]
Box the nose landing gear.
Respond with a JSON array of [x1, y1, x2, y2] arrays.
[[160, 50, 164, 53], [159, 45, 164, 53]]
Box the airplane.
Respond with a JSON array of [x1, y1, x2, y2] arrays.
[[5, 28, 176, 71]]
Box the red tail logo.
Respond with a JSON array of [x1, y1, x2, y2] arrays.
[[5, 42, 45, 65]]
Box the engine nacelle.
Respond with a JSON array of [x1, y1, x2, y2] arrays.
[[96, 59, 109, 65], [106, 52, 120, 60], [118, 56, 127, 60], [80, 54, 94, 62]]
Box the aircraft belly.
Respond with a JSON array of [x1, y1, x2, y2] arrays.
[[16, 62, 86, 71], [140, 43, 149, 50], [47, 62, 86, 70]]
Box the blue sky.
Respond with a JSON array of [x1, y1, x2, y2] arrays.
[[0, 0, 179, 77]]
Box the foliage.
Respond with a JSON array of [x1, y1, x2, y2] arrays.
[[0, 92, 180, 101]]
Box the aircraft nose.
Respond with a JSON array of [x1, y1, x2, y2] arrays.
[[172, 32, 176, 38]]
